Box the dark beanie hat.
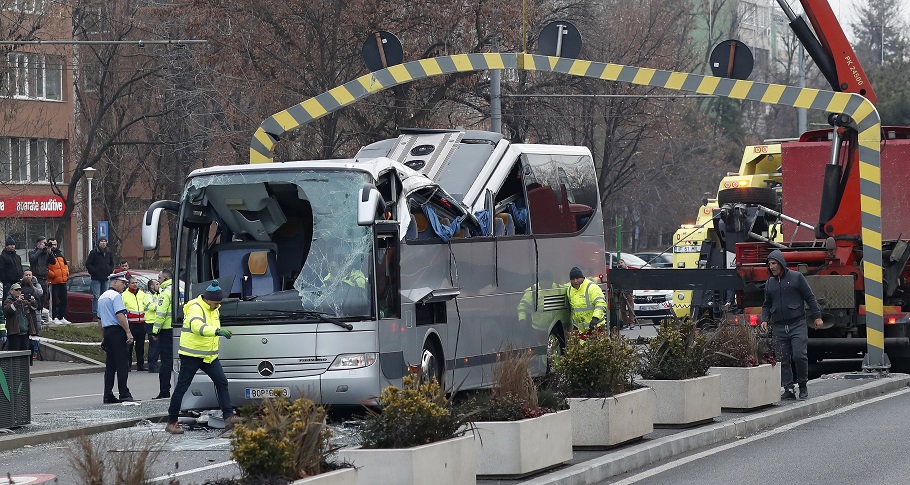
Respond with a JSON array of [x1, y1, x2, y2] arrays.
[[5, 235, 14, 246], [204, 280, 224, 301], [569, 267, 584, 279]]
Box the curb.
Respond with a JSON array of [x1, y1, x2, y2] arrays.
[[0, 414, 168, 453], [30, 365, 105, 378], [524, 375, 910, 485]]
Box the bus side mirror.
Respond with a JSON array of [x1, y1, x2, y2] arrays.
[[358, 184, 386, 226], [142, 200, 179, 250]]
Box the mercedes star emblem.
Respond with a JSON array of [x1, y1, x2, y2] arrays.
[[258, 361, 275, 377]]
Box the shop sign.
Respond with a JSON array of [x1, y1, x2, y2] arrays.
[[0, 195, 67, 218]]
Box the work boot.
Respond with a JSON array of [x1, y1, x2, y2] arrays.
[[103, 395, 121, 404], [781, 387, 796, 400], [165, 422, 184, 434], [154, 392, 171, 400], [798, 384, 808, 401]]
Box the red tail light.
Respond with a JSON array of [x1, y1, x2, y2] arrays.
[[749, 314, 759, 326], [888, 317, 897, 325]]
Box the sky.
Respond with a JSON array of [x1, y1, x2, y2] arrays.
[[827, 0, 910, 38]]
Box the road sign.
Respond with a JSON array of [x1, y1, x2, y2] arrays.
[[710, 39, 754, 80], [97, 220, 109, 241], [362, 31, 404, 72], [538, 21, 581, 59]]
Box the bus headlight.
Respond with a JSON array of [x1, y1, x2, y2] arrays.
[[328, 353, 378, 370]]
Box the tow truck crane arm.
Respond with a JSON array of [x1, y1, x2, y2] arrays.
[[776, 0, 877, 105]]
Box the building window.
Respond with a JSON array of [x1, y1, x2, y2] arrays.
[[2, 53, 63, 101], [0, 137, 64, 183], [10, 0, 46, 14]]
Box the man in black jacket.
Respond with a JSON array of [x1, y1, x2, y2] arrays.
[[0, 236, 23, 301], [86, 236, 115, 318], [28, 236, 55, 309], [759, 249, 824, 401]]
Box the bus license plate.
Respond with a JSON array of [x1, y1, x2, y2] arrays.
[[245, 387, 290, 399], [673, 246, 700, 253]]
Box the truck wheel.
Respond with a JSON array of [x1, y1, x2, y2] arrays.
[[717, 187, 778, 211]]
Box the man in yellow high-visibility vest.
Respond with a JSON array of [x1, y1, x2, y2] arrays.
[[165, 280, 240, 434], [567, 267, 607, 338]]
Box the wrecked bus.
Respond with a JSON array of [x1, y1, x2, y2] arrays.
[[142, 129, 605, 408]]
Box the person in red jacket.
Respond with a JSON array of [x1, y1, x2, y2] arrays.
[[46, 238, 70, 324]]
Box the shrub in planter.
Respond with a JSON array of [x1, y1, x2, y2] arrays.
[[553, 329, 653, 447], [638, 318, 709, 380], [360, 375, 470, 449], [554, 329, 638, 398], [638, 319, 720, 425], [231, 392, 340, 481], [704, 317, 776, 368]]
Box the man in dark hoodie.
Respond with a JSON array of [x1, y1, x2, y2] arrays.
[[759, 249, 824, 400]]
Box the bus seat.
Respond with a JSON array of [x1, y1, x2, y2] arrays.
[[407, 212, 435, 240], [212, 242, 278, 295], [241, 250, 280, 298], [495, 213, 514, 235], [493, 217, 506, 236]]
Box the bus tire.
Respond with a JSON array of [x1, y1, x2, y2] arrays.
[[546, 326, 566, 374], [420, 339, 444, 388], [717, 187, 778, 211]]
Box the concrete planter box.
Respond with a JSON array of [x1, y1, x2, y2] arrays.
[[471, 409, 572, 476], [289, 468, 357, 485], [336, 435, 474, 485], [567, 387, 654, 447], [639, 374, 721, 425], [709, 363, 781, 409]]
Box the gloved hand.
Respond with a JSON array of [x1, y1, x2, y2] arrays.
[[151, 331, 158, 341], [589, 317, 599, 331], [216, 328, 233, 339]]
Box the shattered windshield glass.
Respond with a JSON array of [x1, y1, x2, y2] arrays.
[[182, 169, 373, 318]]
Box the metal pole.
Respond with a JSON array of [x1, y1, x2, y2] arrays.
[[798, 44, 807, 133], [87, 178, 93, 252], [490, 38, 502, 133]]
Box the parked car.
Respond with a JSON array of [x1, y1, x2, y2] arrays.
[[65, 270, 159, 323], [634, 252, 674, 268], [605, 252, 675, 325]]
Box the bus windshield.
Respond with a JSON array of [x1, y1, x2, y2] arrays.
[[178, 169, 373, 319]]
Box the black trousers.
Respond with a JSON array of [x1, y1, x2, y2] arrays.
[[157, 328, 174, 393], [128, 323, 147, 369], [103, 326, 132, 399], [146, 323, 160, 368], [50, 284, 68, 319]]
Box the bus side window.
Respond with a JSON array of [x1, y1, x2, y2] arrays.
[[376, 234, 400, 319]]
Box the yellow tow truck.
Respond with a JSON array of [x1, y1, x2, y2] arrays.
[[671, 143, 785, 318]]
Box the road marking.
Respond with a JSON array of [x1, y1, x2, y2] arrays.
[[147, 460, 237, 483], [0, 475, 55, 484], [46, 393, 103, 401], [612, 387, 910, 484]]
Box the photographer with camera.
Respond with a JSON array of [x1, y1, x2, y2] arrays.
[[3, 283, 40, 359]]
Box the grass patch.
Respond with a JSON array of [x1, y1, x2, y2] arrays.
[[41, 324, 107, 363]]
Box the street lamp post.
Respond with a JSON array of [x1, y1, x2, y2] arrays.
[[84, 167, 97, 252]]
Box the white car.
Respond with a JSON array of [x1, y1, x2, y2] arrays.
[[606, 252, 675, 325]]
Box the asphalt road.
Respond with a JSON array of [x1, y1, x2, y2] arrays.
[[602, 387, 910, 485], [32, 369, 163, 413]]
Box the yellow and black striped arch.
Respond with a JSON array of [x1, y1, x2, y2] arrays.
[[249, 52, 886, 368]]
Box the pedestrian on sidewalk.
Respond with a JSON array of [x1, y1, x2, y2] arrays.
[[123, 275, 148, 371], [152, 270, 177, 398], [0, 236, 23, 301], [760, 249, 824, 401], [166, 280, 239, 434], [47, 238, 70, 324], [99, 271, 135, 403], [86, 237, 114, 319], [144, 278, 161, 372], [28, 236, 53, 309], [4, 283, 40, 358], [20, 271, 44, 360]]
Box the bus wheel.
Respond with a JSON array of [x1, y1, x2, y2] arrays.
[[420, 341, 444, 388], [546, 328, 566, 374]]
